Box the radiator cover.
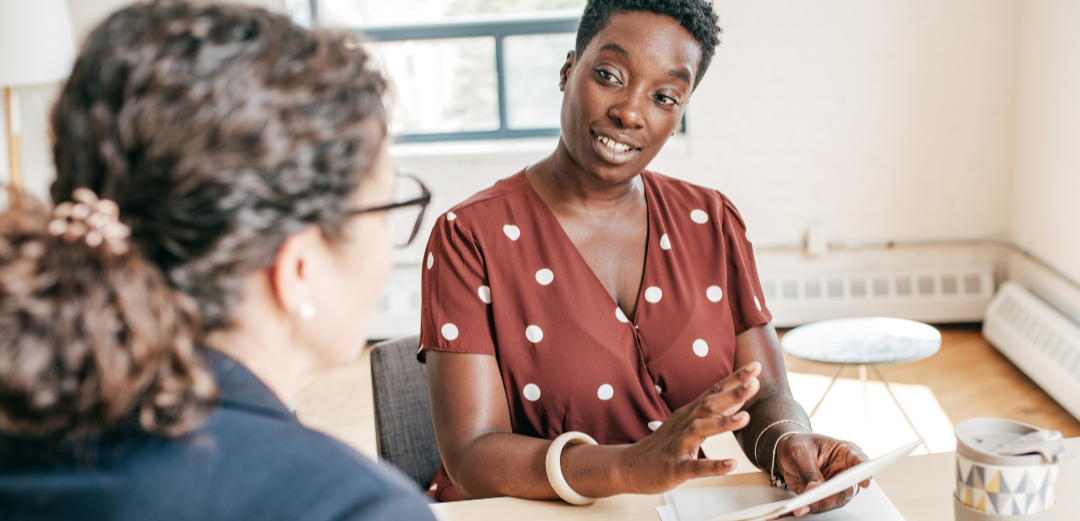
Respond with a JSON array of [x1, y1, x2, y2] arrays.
[[983, 281, 1080, 420]]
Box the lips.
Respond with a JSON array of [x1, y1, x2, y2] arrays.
[[590, 129, 642, 166]]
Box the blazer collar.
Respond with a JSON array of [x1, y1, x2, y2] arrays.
[[207, 349, 297, 423]]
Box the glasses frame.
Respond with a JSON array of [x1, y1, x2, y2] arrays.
[[345, 172, 431, 248]]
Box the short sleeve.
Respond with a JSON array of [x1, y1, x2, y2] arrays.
[[721, 197, 773, 335], [418, 213, 496, 362]]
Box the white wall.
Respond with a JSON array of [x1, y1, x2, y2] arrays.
[[395, 0, 1022, 267], [1011, 0, 1080, 285], [1, 0, 288, 202]]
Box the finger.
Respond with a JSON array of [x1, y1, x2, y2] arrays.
[[700, 377, 760, 416], [790, 455, 825, 496], [681, 411, 750, 447], [675, 457, 738, 480], [803, 483, 857, 515], [706, 362, 762, 396]]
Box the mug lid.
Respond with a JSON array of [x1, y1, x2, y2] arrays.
[[955, 418, 1074, 466]]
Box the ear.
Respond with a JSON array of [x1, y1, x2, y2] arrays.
[[559, 50, 576, 92], [269, 226, 325, 318]]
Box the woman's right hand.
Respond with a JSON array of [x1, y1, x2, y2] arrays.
[[612, 362, 762, 494]]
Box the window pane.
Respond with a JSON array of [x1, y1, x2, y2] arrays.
[[369, 37, 499, 135], [320, 0, 585, 28], [503, 33, 574, 130]]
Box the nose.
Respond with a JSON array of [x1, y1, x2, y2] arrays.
[[607, 90, 646, 129]]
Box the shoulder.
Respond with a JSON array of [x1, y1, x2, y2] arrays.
[[194, 407, 433, 520], [643, 170, 747, 229], [424, 170, 533, 247], [445, 170, 529, 219]]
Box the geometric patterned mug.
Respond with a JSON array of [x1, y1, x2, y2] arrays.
[[954, 418, 1074, 520]]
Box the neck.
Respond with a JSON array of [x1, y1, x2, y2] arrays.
[[204, 319, 319, 405], [532, 139, 643, 209]]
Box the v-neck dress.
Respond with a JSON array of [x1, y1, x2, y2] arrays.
[[418, 170, 772, 501]]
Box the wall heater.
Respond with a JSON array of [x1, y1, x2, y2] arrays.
[[983, 281, 1080, 420], [761, 264, 996, 328]]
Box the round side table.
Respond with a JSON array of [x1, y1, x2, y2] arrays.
[[781, 317, 941, 452]]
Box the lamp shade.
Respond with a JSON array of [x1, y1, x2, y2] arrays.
[[0, 0, 77, 87]]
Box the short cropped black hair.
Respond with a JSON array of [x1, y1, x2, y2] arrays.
[[575, 0, 721, 89]]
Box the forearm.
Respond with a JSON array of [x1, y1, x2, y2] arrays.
[[735, 392, 811, 472], [444, 431, 630, 500]]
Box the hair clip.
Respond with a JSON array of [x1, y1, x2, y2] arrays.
[[48, 188, 131, 255]]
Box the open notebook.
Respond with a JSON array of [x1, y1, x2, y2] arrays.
[[657, 439, 920, 521]]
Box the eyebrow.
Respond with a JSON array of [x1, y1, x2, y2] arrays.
[[599, 43, 630, 59], [667, 69, 692, 85]]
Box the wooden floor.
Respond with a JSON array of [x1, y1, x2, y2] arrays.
[[293, 325, 1080, 461], [781, 324, 1080, 438]]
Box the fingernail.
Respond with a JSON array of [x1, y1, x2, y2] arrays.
[[734, 411, 749, 421], [742, 381, 752, 389], [724, 459, 735, 466]]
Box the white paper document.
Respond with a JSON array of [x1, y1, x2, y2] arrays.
[[656, 438, 919, 521], [657, 482, 904, 521]]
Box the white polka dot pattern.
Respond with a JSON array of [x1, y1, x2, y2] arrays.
[[523, 384, 541, 401], [648, 421, 663, 431], [655, 384, 662, 394], [525, 325, 544, 343], [535, 269, 554, 285], [597, 384, 614, 400], [615, 306, 629, 323], [644, 286, 662, 303], [660, 234, 671, 250], [441, 323, 459, 341], [754, 296, 762, 311], [478, 285, 491, 304], [503, 225, 520, 241], [691, 209, 709, 224], [447, 212, 457, 221], [707, 286, 723, 302], [693, 339, 709, 357], [427, 252, 434, 270]]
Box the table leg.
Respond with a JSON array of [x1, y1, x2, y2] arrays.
[[870, 365, 932, 453], [860, 364, 869, 441], [808, 364, 846, 419]]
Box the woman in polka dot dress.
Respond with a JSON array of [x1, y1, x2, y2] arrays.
[[419, 0, 869, 515]]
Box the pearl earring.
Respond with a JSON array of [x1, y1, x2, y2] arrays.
[[298, 303, 316, 321]]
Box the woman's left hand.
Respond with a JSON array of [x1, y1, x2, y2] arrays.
[[773, 433, 870, 517]]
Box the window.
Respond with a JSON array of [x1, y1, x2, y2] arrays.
[[294, 0, 585, 142]]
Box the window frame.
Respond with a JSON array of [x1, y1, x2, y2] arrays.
[[303, 2, 685, 143], [306, 0, 580, 143]]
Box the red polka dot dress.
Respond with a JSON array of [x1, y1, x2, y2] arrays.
[[419, 170, 772, 501]]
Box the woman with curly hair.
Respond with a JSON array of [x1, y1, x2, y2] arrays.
[[420, 0, 868, 515], [0, 2, 434, 520]]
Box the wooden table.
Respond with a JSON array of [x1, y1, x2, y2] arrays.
[[431, 438, 1079, 520]]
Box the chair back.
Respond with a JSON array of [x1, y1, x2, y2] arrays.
[[369, 335, 442, 489]]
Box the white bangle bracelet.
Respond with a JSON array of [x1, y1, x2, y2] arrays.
[[545, 431, 599, 505]]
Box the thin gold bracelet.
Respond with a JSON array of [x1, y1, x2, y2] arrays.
[[752, 419, 811, 467]]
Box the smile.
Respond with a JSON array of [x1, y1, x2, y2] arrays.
[[597, 134, 633, 153], [589, 130, 642, 166]]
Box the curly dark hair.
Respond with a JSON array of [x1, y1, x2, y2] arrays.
[[575, 0, 721, 89], [51, 1, 387, 332], [0, 1, 388, 440], [0, 199, 217, 439]]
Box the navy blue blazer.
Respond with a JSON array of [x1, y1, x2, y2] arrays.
[[0, 351, 436, 521]]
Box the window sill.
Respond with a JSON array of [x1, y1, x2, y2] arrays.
[[388, 134, 688, 159], [389, 136, 560, 158]]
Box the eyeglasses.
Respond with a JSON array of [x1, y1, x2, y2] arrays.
[[345, 171, 431, 248]]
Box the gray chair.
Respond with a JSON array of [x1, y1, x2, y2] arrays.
[[369, 335, 442, 489]]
